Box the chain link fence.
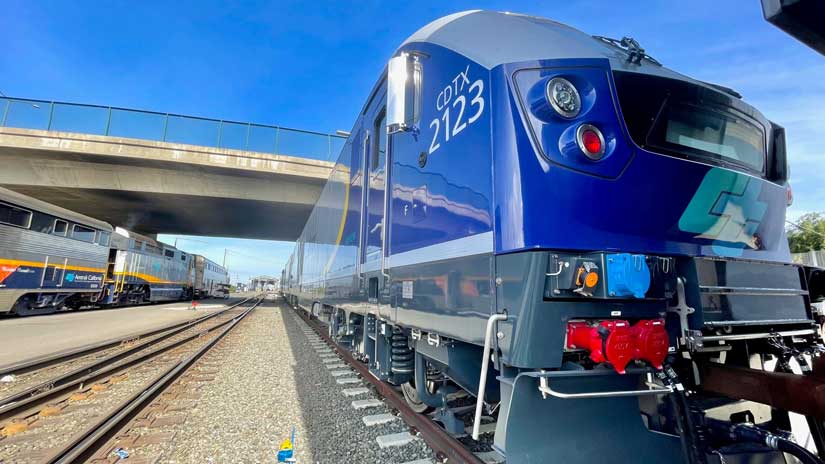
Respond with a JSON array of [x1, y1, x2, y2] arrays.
[[792, 250, 825, 267]]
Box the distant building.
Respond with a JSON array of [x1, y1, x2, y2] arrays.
[[250, 275, 278, 292]]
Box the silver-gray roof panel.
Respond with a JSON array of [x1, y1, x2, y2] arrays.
[[401, 10, 702, 85], [0, 186, 113, 231]]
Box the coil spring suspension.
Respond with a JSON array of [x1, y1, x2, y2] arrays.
[[390, 327, 414, 374]]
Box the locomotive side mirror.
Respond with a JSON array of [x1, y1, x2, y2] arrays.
[[387, 52, 422, 133], [769, 122, 789, 184]]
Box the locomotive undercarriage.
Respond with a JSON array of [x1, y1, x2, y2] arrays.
[[308, 252, 825, 464], [8, 289, 102, 315]]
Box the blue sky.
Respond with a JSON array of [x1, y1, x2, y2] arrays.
[[3, 0, 823, 281]]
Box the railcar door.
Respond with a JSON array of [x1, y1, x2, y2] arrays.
[[41, 256, 64, 288], [361, 101, 393, 321]]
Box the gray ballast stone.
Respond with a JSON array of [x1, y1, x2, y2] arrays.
[[400, 460, 434, 464], [336, 377, 361, 385], [362, 413, 398, 427], [341, 387, 370, 396], [351, 398, 383, 409], [376, 431, 418, 449]]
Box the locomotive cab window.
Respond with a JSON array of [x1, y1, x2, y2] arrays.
[[0, 202, 32, 228], [164, 249, 175, 258], [614, 71, 768, 177], [52, 219, 68, 236], [649, 103, 765, 174], [71, 224, 96, 242], [97, 231, 110, 246]]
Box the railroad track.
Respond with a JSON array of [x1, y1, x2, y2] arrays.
[[292, 305, 486, 464], [0, 295, 257, 412], [0, 295, 262, 463]]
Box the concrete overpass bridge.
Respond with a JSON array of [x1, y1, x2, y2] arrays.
[[0, 97, 341, 240]]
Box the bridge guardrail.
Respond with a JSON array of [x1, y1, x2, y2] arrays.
[[0, 97, 345, 162]]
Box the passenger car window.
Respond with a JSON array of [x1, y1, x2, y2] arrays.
[[0, 202, 32, 228], [53, 219, 68, 236], [71, 224, 96, 242]]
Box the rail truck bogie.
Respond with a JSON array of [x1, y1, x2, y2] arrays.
[[282, 11, 825, 464]]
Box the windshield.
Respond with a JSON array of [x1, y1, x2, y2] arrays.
[[651, 103, 766, 173], [613, 71, 768, 176]]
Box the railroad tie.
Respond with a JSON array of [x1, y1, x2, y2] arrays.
[[341, 387, 369, 396], [336, 377, 361, 385], [361, 413, 397, 426], [351, 398, 383, 410], [376, 431, 418, 449]]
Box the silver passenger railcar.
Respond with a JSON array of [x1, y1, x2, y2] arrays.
[[0, 187, 112, 315], [193, 255, 229, 299]]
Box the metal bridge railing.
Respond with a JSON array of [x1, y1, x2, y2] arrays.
[[0, 97, 346, 162]]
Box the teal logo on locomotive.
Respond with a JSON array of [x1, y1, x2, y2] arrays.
[[678, 168, 768, 256]]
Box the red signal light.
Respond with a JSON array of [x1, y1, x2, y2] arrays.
[[582, 130, 601, 153], [576, 124, 605, 160]]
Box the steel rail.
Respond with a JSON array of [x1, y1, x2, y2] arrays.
[[0, 296, 257, 410], [0, 295, 256, 377], [294, 306, 484, 464], [45, 298, 260, 464], [0, 296, 261, 422]]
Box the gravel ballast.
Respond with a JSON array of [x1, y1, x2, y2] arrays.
[[145, 298, 434, 463]]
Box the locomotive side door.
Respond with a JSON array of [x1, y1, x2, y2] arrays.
[[361, 98, 393, 321]]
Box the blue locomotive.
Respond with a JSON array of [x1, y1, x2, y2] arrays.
[[282, 11, 825, 463]]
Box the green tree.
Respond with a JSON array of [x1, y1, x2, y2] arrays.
[[787, 212, 825, 253]]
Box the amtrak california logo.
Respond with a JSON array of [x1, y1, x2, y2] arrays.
[[65, 273, 76, 282], [678, 168, 767, 257]]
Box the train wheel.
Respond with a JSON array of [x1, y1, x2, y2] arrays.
[[12, 302, 58, 316], [401, 380, 433, 413]]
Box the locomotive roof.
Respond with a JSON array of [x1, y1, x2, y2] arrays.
[[0, 186, 113, 231], [402, 10, 707, 85]]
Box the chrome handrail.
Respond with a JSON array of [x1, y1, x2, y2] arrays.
[[537, 375, 673, 399], [472, 312, 508, 440]]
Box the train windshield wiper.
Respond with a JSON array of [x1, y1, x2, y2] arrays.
[[593, 35, 662, 66]]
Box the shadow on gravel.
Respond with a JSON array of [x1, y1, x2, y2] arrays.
[[277, 302, 412, 464]]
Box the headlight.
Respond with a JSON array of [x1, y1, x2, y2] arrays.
[[546, 77, 581, 118]]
